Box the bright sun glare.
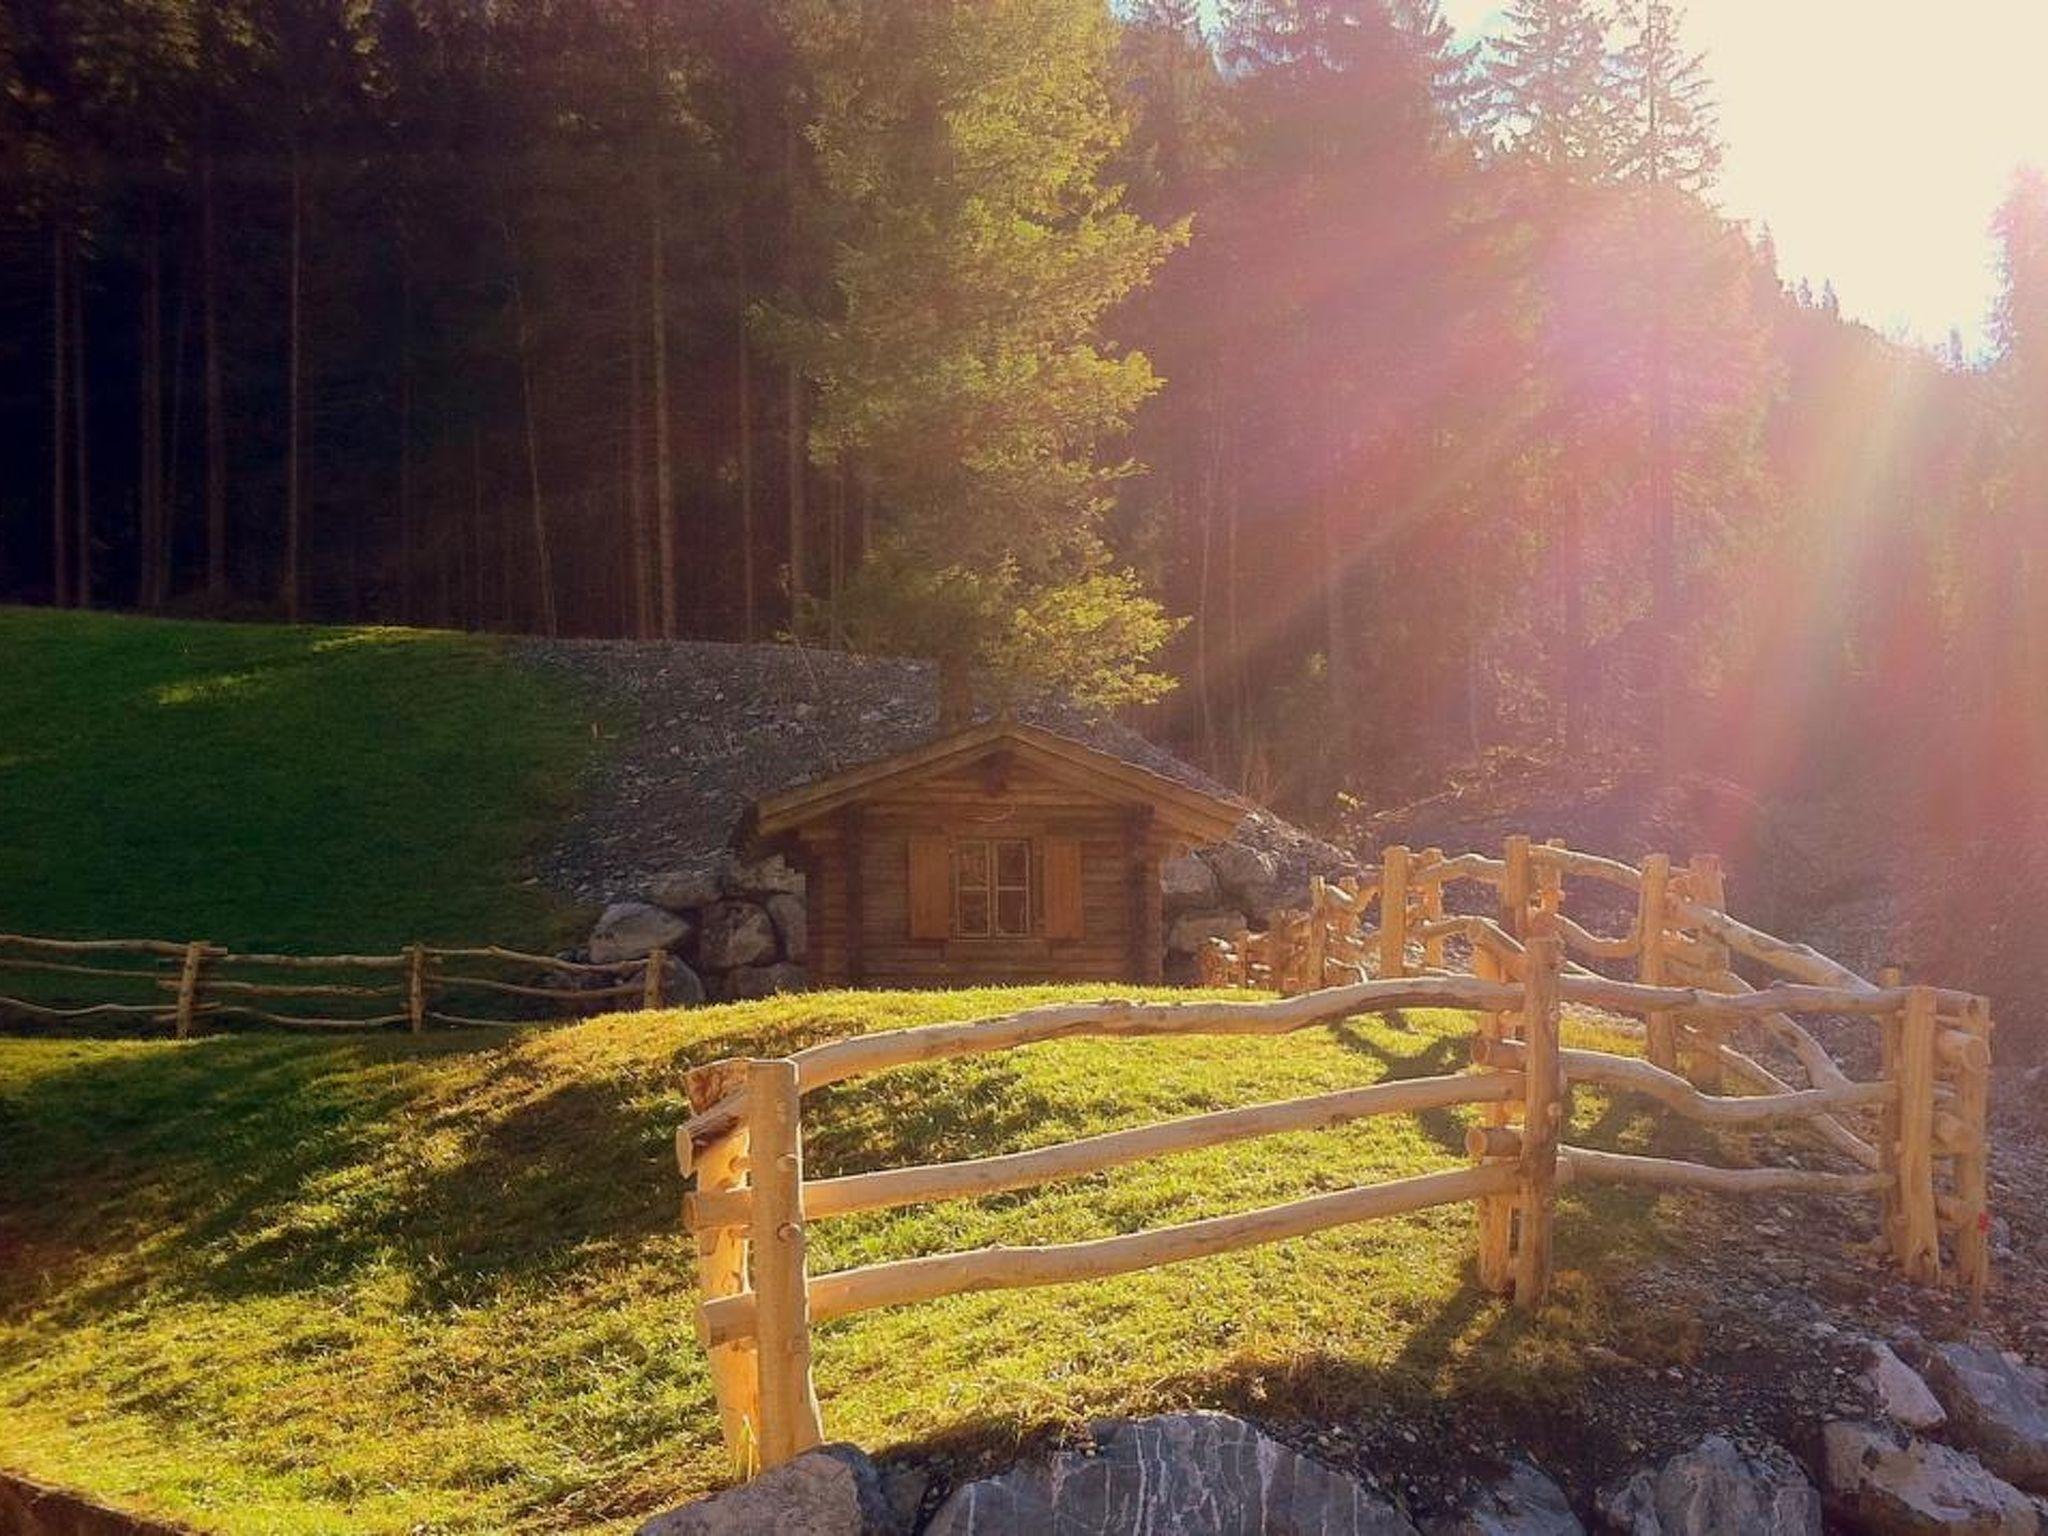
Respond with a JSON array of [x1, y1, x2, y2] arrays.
[[1434, 0, 2048, 352]]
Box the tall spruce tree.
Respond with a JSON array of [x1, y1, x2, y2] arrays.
[[766, 0, 1183, 714]]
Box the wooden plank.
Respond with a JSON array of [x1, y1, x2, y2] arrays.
[[1042, 837, 1083, 941], [683, 1063, 760, 1472], [1895, 986, 1941, 1284], [746, 1059, 823, 1467], [906, 834, 950, 942], [1515, 928, 1563, 1309]]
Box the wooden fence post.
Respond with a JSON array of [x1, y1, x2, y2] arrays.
[[1876, 963, 1904, 1249], [1306, 877, 1328, 993], [406, 944, 427, 1034], [1471, 945, 1516, 1294], [1638, 855, 1674, 1071], [1953, 995, 1993, 1310], [1379, 845, 1410, 980], [1514, 924, 1564, 1309], [1537, 839, 1565, 921], [1501, 836, 1531, 943], [685, 1061, 761, 1473], [1683, 854, 1728, 1090], [1894, 986, 1941, 1285], [1419, 848, 1446, 969], [748, 1057, 824, 1468], [644, 947, 668, 1011], [173, 940, 207, 1040]]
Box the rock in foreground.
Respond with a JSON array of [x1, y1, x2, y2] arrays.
[[1820, 1419, 2038, 1536], [636, 1444, 897, 1536], [925, 1411, 1418, 1536], [1596, 1435, 1820, 1535]]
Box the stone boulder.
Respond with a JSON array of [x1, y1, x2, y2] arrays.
[[636, 1443, 899, 1535], [1596, 1436, 1819, 1536], [719, 962, 809, 1001], [1821, 1420, 2037, 1536], [1862, 1340, 1946, 1432], [766, 893, 808, 965], [726, 853, 805, 898], [924, 1411, 1417, 1536], [644, 952, 707, 1008], [1924, 1342, 2048, 1493], [645, 862, 728, 914], [1167, 909, 1248, 957], [1425, 1461, 1582, 1535], [1161, 853, 1222, 911], [590, 902, 693, 965], [1201, 844, 1279, 910], [698, 901, 778, 971]]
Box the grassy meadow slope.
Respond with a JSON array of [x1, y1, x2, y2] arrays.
[[0, 608, 606, 951], [0, 989, 1665, 1534]]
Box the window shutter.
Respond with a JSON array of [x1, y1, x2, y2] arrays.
[[1043, 837, 1083, 940], [907, 835, 951, 940]]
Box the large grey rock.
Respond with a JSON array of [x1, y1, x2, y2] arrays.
[[1863, 1341, 1947, 1432], [924, 1411, 1417, 1535], [636, 1443, 899, 1535], [1167, 909, 1249, 956], [698, 901, 778, 971], [590, 902, 693, 964], [726, 853, 806, 898], [1821, 1420, 2037, 1535], [1596, 1436, 1819, 1535], [1161, 853, 1223, 910], [1925, 1342, 2048, 1492], [1427, 1461, 1582, 1535], [767, 893, 808, 964], [1201, 843, 1279, 906], [646, 862, 728, 913], [644, 952, 707, 1008], [719, 962, 809, 1001]]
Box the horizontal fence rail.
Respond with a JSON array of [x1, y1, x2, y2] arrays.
[[675, 835, 1996, 1480], [0, 932, 677, 1035]]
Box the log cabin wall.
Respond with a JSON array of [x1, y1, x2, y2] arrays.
[[791, 755, 1178, 987]]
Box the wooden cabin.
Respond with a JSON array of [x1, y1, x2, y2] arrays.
[[745, 720, 1245, 987]]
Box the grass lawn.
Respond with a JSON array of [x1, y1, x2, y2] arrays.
[[0, 607, 604, 953], [0, 987, 1673, 1534]]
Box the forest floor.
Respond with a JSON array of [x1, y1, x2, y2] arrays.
[[0, 608, 607, 953], [2, 985, 2032, 1535]]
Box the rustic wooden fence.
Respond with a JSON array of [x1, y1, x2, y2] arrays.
[[675, 836, 1994, 1477], [0, 932, 678, 1034]]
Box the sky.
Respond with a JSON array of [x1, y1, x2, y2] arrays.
[[1435, 0, 2048, 354]]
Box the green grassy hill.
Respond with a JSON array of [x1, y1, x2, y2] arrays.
[[0, 989, 1664, 1534], [0, 608, 605, 951]]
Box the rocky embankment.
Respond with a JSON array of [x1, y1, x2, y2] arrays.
[[640, 1336, 2048, 1535]]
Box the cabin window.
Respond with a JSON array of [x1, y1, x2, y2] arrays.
[[954, 837, 1032, 938]]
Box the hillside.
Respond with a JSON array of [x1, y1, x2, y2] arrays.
[[0, 609, 607, 953], [0, 988, 1688, 1535]]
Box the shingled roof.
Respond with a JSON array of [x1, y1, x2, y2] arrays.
[[521, 637, 1348, 904]]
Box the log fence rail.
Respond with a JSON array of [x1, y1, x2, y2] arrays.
[[0, 932, 677, 1034]]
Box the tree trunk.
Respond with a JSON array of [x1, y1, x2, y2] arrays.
[[282, 141, 304, 622], [1560, 484, 1587, 753], [736, 230, 757, 642], [783, 113, 807, 635], [51, 224, 69, 608], [501, 211, 558, 638], [628, 321, 653, 638], [139, 196, 166, 609], [72, 237, 92, 609], [649, 162, 677, 638], [397, 247, 415, 623], [202, 142, 227, 602]]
